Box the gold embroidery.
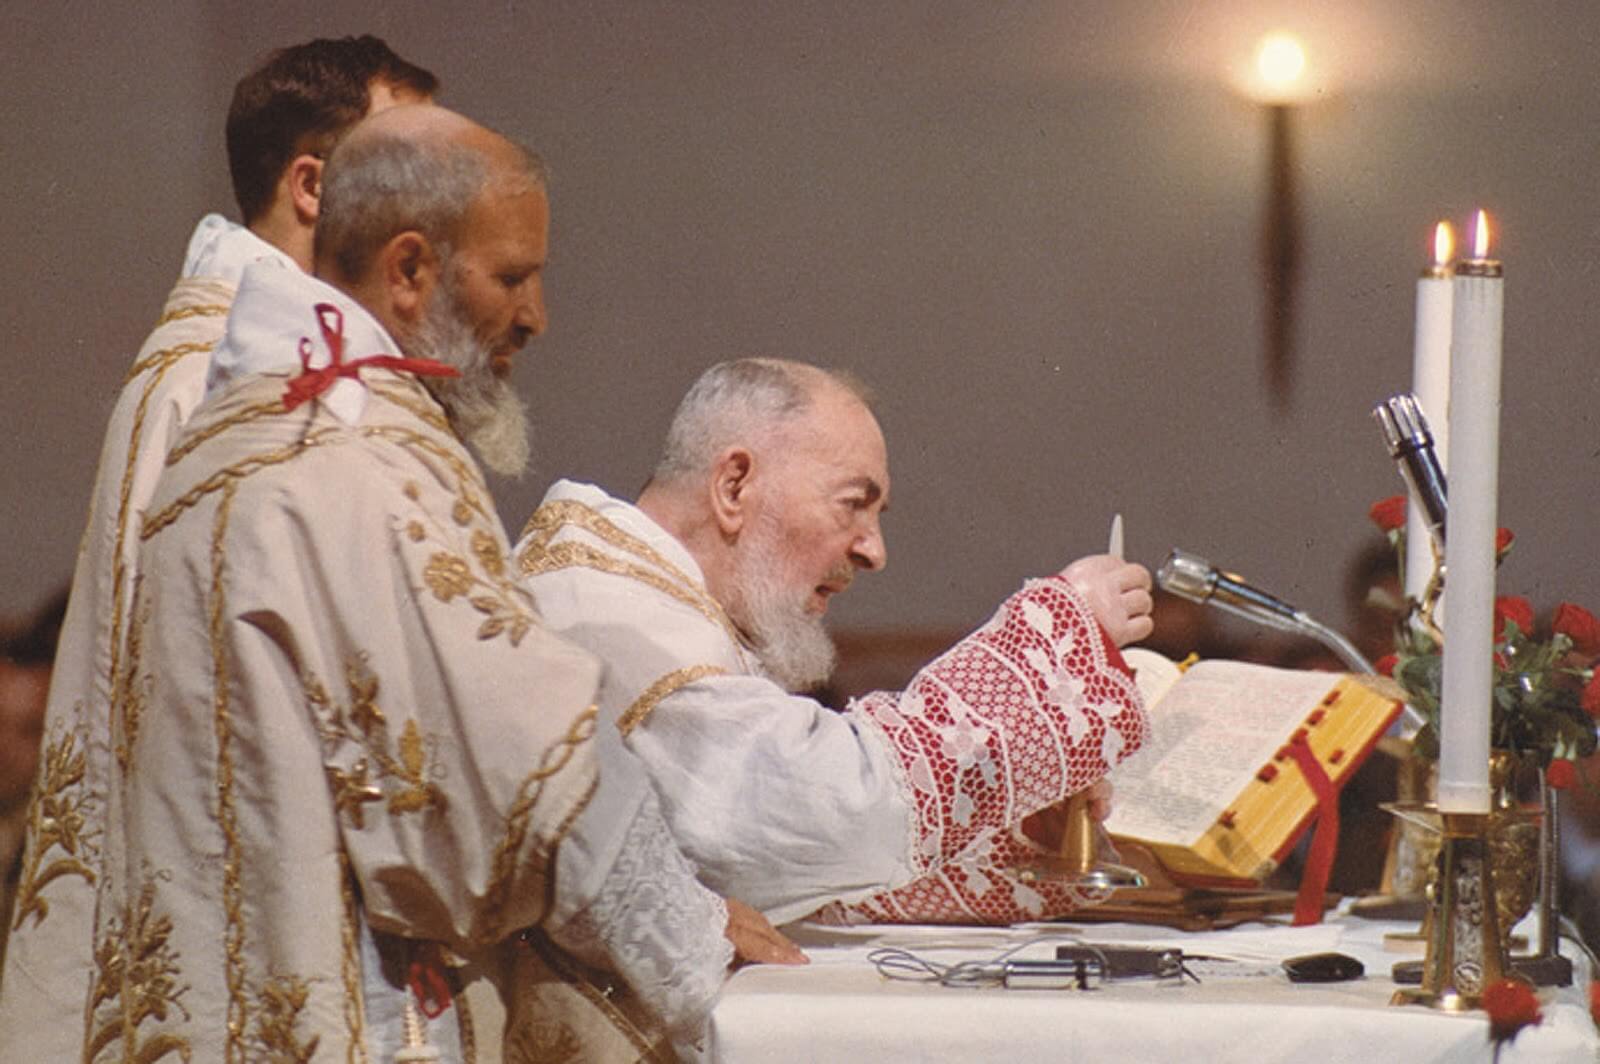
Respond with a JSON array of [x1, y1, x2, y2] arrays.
[[516, 930, 671, 1062], [368, 378, 450, 434], [164, 398, 291, 466], [526, 540, 737, 639], [109, 333, 219, 787], [10, 726, 96, 929], [152, 301, 230, 329], [84, 875, 192, 1064], [254, 974, 320, 1063], [480, 706, 598, 941], [339, 856, 368, 1064], [507, 1019, 583, 1064], [618, 665, 729, 737], [517, 499, 743, 646], [472, 529, 506, 577], [207, 482, 250, 1061], [404, 486, 534, 647], [306, 656, 446, 828], [142, 430, 343, 539], [424, 553, 474, 601], [124, 339, 214, 384], [112, 581, 152, 769]]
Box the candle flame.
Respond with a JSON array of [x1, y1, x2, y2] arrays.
[[1433, 221, 1454, 266], [1473, 209, 1490, 259]]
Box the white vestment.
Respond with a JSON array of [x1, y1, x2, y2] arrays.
[[12, 264, 731, 1062], [0, 216, 293, 1058], [517, 481, 1151, 925]]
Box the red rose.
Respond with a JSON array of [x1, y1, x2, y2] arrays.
[[1496, 527, 1515, 556], [1368, 495, 1407, 533], [1553, 602, 1600, 657], [1375, 653, 1398, 677], [1494, 596, 1535, 638], [1483, 977, 1542, 1045], [1547, 759, 1578, 790], [1583, 672, 1600, 718]]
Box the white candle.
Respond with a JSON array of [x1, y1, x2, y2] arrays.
[[1405, 222, 1453, 604], [1438, 209, 1502, 814]]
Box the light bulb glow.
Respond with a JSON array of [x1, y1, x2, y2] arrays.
[[1256, 33, 1307, 90]]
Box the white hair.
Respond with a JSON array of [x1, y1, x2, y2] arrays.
[[651, 358, 871, 484]]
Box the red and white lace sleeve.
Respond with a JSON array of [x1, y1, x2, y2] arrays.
[[829, 575, 1147, 922]]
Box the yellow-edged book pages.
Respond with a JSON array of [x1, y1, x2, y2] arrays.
[[1105, 649, 1402, 887]]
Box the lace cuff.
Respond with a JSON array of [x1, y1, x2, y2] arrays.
[[550, 790, 732, 1043]]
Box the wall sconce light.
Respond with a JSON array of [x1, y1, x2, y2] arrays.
[[1238, 31, 1319, 410]]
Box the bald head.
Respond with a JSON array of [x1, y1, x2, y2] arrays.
[[314, 103, 546, 286]]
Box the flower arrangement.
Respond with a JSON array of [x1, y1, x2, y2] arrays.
[[1368, 495, 1600, 783]]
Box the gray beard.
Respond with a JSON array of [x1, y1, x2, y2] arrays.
[[410, 282, 532, 478], [727, 516, 837, 694]]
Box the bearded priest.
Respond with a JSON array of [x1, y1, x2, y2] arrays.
[[57, 106, 790, 1063], [517, 358, 1154, 927]]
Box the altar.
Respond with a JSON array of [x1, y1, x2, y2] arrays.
[[709, 907, 1597, 1062]]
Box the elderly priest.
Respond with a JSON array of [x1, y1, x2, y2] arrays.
[[517, 358, 1154, 926]]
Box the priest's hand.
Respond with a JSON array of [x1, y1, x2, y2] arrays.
[[724, 897, 808, 967], [1061, 555, 1153, 646], [1020, 780, 1114, 849]]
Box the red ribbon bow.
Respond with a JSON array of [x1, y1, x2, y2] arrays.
[[282, 302, 460, 411]]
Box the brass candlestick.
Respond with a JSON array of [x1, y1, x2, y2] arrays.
[[1388, 805, 1507, 1010], [1014, 792, 1146, 891]]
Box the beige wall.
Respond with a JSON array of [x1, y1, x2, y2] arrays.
[[4, 2, 1597, 650]]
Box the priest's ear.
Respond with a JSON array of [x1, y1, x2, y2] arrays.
[[285, 154, 324, 226], [709, 447, 755, 537], [375, 231, 443, 325]]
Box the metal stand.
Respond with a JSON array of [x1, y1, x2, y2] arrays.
[[1388, 807, 1507, 1010], [1014, 792, 1145, 891]]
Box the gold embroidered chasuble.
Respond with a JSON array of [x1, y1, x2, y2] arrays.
[[5, 235, 731, 1063], [83, 365, 617, 1062], [0, 270, 236, 1062]]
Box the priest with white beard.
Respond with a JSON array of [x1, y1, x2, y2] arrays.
[[517, 359, 1154, 925], [83, 105, 794, 1064]]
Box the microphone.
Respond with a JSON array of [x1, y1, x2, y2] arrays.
[[1373, 393, 1447, 551], [1157, 549, 1376, 675]]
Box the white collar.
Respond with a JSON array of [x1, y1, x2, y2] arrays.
[[205, 262, 405, 425], [180, 213, 299, 285]]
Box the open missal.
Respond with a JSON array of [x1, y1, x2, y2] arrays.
[[1104, 650, 1403, 887]]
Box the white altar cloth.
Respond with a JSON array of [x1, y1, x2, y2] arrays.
[[710, 908, 1597, 1062]]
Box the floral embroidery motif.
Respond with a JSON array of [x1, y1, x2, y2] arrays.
[[11, 725, 97, 929], [254, 974, 320, 1063], [307, 656, 446, 828], [84, 875, 192, 1064], [423, 554, 474, 602], [396, 447, 533, 646]]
